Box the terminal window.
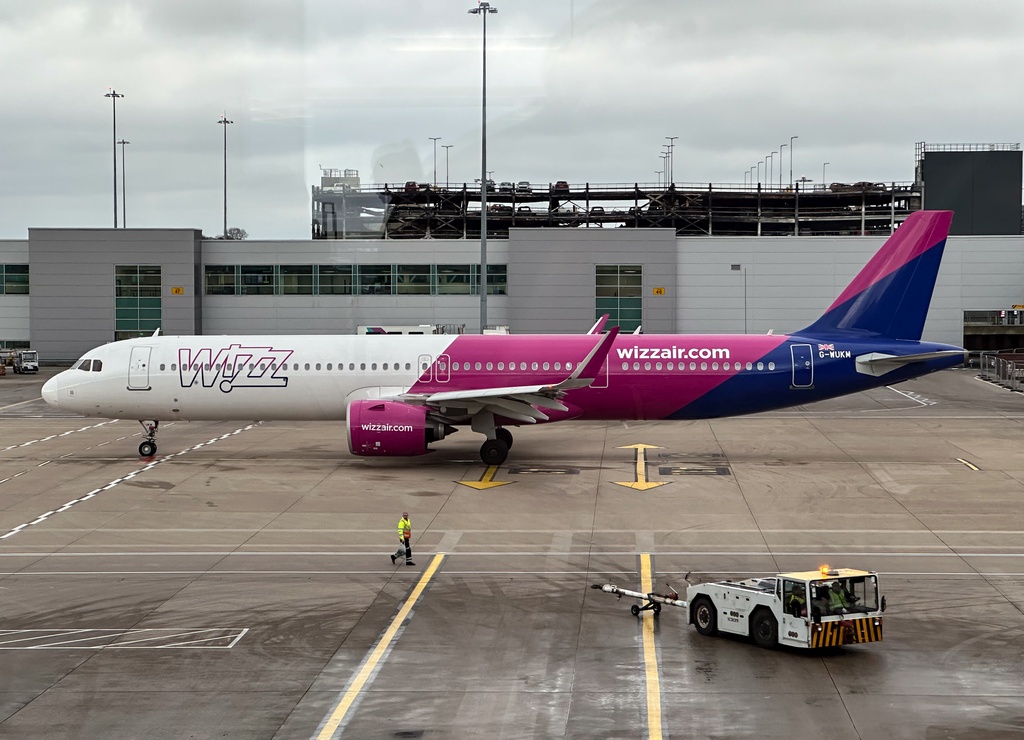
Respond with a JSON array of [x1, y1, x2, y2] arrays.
[[115, 265, 161, 339], [202, 263, 506, 296], [0, 264, 29, 295], [596, 264, 642, 332]]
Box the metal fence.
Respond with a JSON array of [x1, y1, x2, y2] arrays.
[[977, 351, 1024, 392]]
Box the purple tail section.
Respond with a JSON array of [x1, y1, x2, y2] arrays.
[[799, 210, 953, 340]]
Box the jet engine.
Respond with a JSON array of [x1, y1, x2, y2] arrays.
[[346, 399, 454, 457]]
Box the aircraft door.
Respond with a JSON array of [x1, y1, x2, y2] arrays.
[[417, 354, 433, 382], [128, 346, 152, 391], [436, 354, 451, 384], [790, 344, 813, 388]]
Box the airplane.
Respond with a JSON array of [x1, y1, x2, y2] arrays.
[[41, 210, 966, 466]]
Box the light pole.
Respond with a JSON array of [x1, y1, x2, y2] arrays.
[[655, 171, 663, 186], [757, 161, 763, 185], [661, 154, 670, 187], [665, 136, 677, 183], [822, 162, 830, 189], [767, 152, 775, 191], [104, 89, 124, 228], [218, 114, 233, 238], [429, 137, 441, 188], [442, 144, 453, 189], [117, 139, 129, 228], [468, 1, 497, 334], [749, 166, 756, 187], [789, 136, 798, 187], [779, 144, 787, 189]]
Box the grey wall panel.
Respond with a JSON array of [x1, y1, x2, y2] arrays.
[[28, 228, 201, 360], [507, 228, 676, 334]]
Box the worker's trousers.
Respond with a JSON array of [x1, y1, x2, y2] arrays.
[[393, 538, 412, 563]]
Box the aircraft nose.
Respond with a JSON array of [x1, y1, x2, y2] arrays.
[[41, 374, 59, 408]]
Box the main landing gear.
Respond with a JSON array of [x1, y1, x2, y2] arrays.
[[138, 420, 159, 457], [479, 427, 513, 466]]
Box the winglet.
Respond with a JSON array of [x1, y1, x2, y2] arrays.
[[560, 327, 619, 388], [588, 314, 609, 335]]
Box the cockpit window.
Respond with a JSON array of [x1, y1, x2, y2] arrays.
[[92, 360, 102, 372], [78, 360, 92, 371]]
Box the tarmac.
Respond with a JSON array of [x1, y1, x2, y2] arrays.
[[0, 366, 1022, 739]]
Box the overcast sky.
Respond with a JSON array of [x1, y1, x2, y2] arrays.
[[2, 0, 1022, 239]]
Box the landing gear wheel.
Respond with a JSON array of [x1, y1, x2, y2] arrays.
[[495, 427, 513, 449], [652, 603, 662, 615], [137, 420, 159, 458], [692, 597, 718, 636], [480, 438, 509, 466], [630, 604, 641, 617], [752, 610, 778, 649]]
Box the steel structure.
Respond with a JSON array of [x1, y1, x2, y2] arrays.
[[312, 181, 922, 240]]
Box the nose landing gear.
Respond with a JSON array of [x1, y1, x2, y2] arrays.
[[138, 420, 159, 457]]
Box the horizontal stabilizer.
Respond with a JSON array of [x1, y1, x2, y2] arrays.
[[855, 350, 967, 377]]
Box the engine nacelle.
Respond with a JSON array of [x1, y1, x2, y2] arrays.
[[347, 400, 450, 457]]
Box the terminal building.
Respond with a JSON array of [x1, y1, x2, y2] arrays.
[[1, 143, 1022, 363]]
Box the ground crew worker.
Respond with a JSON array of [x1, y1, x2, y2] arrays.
[[829, 581, 849, 613], [786, 583, 806, 616], [391, 512, 414, 566]]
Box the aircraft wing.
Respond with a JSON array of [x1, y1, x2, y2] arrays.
[[397, 327, 620, 424], [855, 350, 968, 377]]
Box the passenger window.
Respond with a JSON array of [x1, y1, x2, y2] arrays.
[[542, 362, 550, 371], [554, 362, 561, 371], [622, 362, 629, 370], [160, 364, 165, 371], [712, 362, 719, 371], [486, 362, 493, 371], [700, 362, 707, 371], [689, 362, 696, 370], [667, 362, 674, 370], [171, 363, 177, 371], [405, 363, 411, 370], [315, 363, 322, 370], [746, 362, 752, 371], [326, 363, 332, 370], [655, 362, 662, 371], [498, 362, 505, 371], [520, 362, 527, 371], [768, 361, 776, 370], [644, 362, 651, 371], [360, 363, 366, 370], [475, 362, 482, 371], [371, 363, 377, 370], [382, 363, 388, 370], [633, 362, 640, 371], [565, 362, 573, 371], [757, 362, 764, 370]]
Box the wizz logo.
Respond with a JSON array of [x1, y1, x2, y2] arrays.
[[179, 344, 294, 393]]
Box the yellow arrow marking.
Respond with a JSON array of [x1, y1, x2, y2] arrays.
[[614, 444, 668, 490], [457, 465, 513, 489]]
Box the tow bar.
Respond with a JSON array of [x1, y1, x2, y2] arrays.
[[592, 583, 688, 617]]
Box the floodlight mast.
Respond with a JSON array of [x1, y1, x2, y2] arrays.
[[468, 1, 497, 334]]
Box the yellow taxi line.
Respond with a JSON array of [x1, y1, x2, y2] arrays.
[[315, 553, 445, 739], [640, 553, 663, 740]]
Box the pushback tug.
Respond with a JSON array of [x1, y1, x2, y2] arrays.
[[594, 565, 886, 649]]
